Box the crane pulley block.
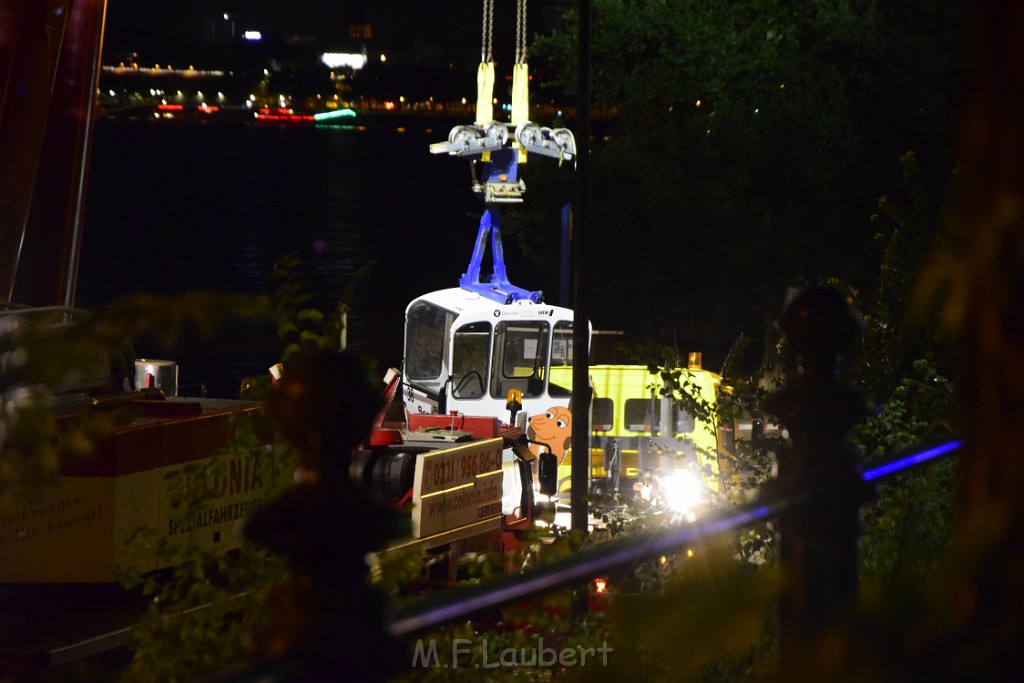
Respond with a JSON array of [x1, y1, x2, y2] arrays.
[[430, 122, 507, 157], [514, 122, 577, 162]]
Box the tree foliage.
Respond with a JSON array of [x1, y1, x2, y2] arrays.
[[118, 420, 294, 682], [0, 293, 271, 515], [516, 0, 969, 367]]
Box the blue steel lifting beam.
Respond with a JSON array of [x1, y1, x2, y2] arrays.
[[458, 147, 541, 304]]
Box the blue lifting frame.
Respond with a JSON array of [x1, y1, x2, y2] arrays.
[[459, 207, 543, 304], [458, 148, 544, 304]]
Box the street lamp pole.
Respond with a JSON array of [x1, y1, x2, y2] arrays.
[[571, 0, 592, 534]]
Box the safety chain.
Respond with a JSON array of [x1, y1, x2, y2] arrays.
[[515, 0, 528, 64], [481, 0, 494, 63]]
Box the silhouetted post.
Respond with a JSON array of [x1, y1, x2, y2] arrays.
[[763, 287, 873, 663], [243, 350, 405, 682]]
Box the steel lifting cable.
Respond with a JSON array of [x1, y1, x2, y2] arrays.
[[511, 0, 530, 127], [476, 0, 496, 124], [481, 0, 494, 64], [476, 0, 530, 127], [515, 0, 528, 65]]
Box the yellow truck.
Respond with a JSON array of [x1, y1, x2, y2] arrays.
[[548, 360, 722, 517]]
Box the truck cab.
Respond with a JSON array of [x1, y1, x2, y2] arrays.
[[549, 363, 722, 518]]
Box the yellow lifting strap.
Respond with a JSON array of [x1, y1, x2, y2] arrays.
[[511, 62, 529, 126], [475, 0, 529, 160], [475, 61, 495, 126], [511, 63, 529, 162], [512, 0, 529, 161], [477, 0, 495, 126]]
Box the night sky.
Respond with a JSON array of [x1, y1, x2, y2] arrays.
[[104, 0, 518, 45]]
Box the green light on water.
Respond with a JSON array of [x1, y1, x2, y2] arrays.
[[313, 108, 357, 121]]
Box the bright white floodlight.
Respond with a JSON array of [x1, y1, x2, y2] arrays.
[[321, 52, 367, 70]]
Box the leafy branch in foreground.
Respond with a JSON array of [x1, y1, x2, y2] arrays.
[[1, 293, 270, 515], [118, 409, 296, 682], [270, 252, 376, 362], [115, 261, 382, 679]]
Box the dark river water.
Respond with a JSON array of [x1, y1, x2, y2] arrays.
[[77, 115, 497, 397]]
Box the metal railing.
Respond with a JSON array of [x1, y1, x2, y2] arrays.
[[386, 437, 963, 640]]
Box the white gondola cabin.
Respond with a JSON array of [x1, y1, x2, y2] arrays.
[[402, 286, 579, 428]]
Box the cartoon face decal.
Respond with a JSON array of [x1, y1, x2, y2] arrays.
[[527, 406, 573, 459]]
